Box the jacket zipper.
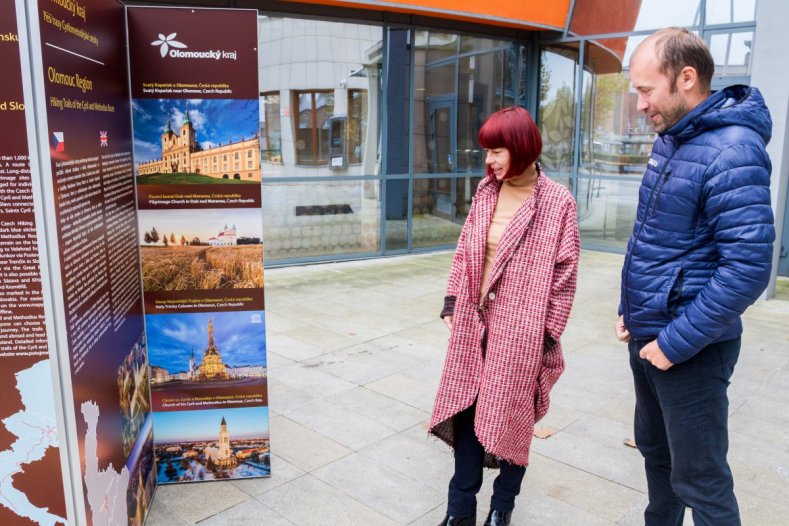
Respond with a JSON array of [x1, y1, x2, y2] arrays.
[[622, 147, 678, 321], [671, 270, 684, 318], [649, 168, 672, 217]]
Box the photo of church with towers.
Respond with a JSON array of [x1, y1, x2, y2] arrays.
[[135, 100, 261, 182], [154, 407, 271, 484], [150, 316, 267, 386]]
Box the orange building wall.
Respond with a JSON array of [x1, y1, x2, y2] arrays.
[[285, 0, 571, 30]]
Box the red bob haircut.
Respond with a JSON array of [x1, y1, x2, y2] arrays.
[[478, 106, 542, 180]]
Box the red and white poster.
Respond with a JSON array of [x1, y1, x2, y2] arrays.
[[127, 7, 270, 485]]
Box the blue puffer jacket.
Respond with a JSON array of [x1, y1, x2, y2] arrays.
[[620, 85, 775, 364]]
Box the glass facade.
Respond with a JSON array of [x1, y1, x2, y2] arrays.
[[539, 0, 758, 251], [257, 0, 758, 264]]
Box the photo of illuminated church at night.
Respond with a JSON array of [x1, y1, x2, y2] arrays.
[[153, 407, 271, 484]]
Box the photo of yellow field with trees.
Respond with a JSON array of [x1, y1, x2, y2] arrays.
[[137, 209, 264, 292], [140, 245, 263, 291]]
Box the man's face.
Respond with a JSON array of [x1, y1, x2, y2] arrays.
[[630, 45, 690, 134]]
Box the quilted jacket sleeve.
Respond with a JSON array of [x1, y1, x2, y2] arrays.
[[657, 143, 775, 364]]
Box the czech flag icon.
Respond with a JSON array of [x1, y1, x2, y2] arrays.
[[53, 132, 65, 152]]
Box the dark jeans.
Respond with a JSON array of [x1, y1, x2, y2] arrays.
[[629, 337, 741, 526], [446, 404, 526, 517]]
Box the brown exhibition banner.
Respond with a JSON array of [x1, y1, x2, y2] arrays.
[[31, 0, 155, 522], [0, 2, 69, 525], [127, 7, 270, 484]]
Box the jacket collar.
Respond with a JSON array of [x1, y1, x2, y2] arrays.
[[466, 167, 546, 305]]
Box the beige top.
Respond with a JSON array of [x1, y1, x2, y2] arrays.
[[479, 172, 536, 302]]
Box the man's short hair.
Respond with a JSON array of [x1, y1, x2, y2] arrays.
[[645, 27, 715, 92]]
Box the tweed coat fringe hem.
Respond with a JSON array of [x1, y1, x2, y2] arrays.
[[429, 170, 580, 468]]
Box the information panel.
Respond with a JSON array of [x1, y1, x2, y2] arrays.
[[127, 7, 270, 484], [24, 0, 155, 523], [0, 2, 68, 524]]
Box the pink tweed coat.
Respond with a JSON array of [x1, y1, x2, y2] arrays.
[[429, 170, 580, 467]]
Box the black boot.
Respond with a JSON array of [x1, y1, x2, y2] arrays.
[[483, 509, 512, 526], [438, 514, 476, 526]]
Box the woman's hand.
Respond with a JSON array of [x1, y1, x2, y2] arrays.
[[443, 315, 453, 332]]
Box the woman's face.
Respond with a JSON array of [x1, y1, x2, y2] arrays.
[[485, 147, 511, 180]]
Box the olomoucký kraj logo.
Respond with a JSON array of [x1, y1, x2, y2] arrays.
[[149, 32, 237, 60], [151, 33, 187, 57]]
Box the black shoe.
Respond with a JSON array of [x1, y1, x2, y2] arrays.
[[483, 509, 512, 526], [438, 514, 476, 526]]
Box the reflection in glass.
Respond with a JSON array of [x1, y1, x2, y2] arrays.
[[412, 176, 481, 248], [457, 52, 505, 173], [410, 31, 522, 249], [710, 32, 753, 78], [706, 0, 757, 24], [539, 46, 577, 178], [260, 93, 282, 163], [569, 0, 701, 35], [294, 91, 333, 165], [257, 16, 382, 260], [348, 89, 367, 164], [262, 180, 380, 260], [258, 16, 382, 177], [577, 177, 640, 251], [414, 30, 519, 177], [579, 69, 654, 178]]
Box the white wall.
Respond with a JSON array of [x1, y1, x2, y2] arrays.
[[750, 0, 789, 297]]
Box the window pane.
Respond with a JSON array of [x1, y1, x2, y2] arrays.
[[426, 32, 459, 64], [706, 0, 757, 24], [258, 16, 382, 176], [459, 35, 501, 55], [577, 177, 640, 251], [710, 31, 754, 78], [348, 90, 367, 164], [295, 93, 315, 164], [262, 180, 380, 260], [315, 92, 334, 163], [570, 0, 701, 34], [414, 30, 516, 177], [539, 46, 578, 179], [503, 46, 518, 108], [517, 45, 528, 107], [580, 69, 655, 178], [457, 51, 503, 174], [413, 52, 456, 174], [412, 176, 479, 248]]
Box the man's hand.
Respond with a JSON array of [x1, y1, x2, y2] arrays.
[[639, 339, 674, 370], [615, 315, 630, 342], [443, 315, 453, 332]]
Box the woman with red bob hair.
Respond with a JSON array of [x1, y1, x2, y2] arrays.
[[430, 106, 580, 526]]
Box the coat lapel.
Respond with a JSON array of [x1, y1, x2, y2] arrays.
[[482, 173, 546, 297], [466, 178, 499, 306]]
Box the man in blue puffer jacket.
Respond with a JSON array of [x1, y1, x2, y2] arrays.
[[615, 27, 775, 526]]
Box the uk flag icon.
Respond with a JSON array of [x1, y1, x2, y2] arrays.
[[100, 131, 108, 147]]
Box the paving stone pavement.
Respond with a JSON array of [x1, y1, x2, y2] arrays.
[[145, 250, 789, 526]]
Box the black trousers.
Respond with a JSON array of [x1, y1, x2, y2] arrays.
[[629, 337, 741, 526], [446, 404, 527, 517]]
